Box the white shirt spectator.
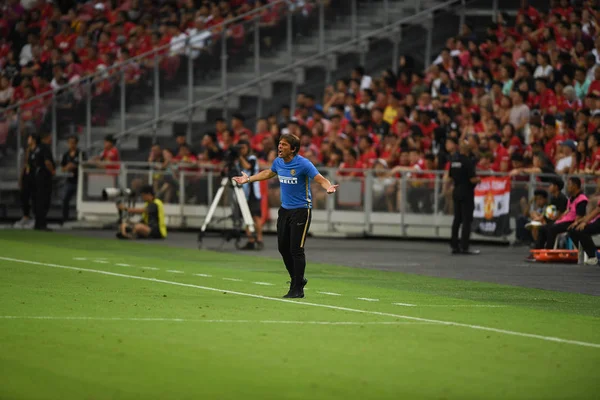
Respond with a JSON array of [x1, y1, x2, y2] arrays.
[[534, 65, 553, 78], [19, 44, 33, 67], [170, 32, 188, 56], [587, 64, 598, 82], [360, 75, 372, 90], [185, 28, 212, 59], [555, 155, 572, 174]]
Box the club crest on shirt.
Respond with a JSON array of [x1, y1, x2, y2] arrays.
[[290, 169, 296, 176]]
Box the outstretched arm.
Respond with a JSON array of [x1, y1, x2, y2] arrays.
[[314, 174, 338, 194], [233, 169, 277, 185]]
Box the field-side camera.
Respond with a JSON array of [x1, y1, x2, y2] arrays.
[[102, 187, 134, 201], [102, 187, 136, 224]]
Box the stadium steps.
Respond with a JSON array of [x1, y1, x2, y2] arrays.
[[85, 0, 423, 156]]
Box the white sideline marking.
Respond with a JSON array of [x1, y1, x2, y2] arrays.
[[1, 256, 599, 349], [115, 263, 131, 267], [357, 298, 379, 302], [253, 282, 274, 286], [73, 257, 87, 261], [223, 278, 243, 282], [92, 260, 109, 264], [393, 303, 505, 308], [194, 273, 212, 277], [0, 316, 433, 326], [425, 305, 507, 308], [318, 292, 342, 296], [166, 270, 184, 274], [142, 267, 160, 271]]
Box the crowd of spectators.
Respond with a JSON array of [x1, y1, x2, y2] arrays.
[[5, 0, 600, 217], [0, 0, 323, 157]]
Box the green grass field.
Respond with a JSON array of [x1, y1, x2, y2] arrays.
[[1, 231, 600, 400]]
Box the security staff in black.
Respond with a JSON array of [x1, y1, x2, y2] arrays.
[[16, 133, 39, 227], [237, 140, 264, 250], [60, 135, 85, 223], [33, 133, 56, 231], [447, 140, 481, 255]]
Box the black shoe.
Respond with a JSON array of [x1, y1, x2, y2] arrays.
[[461, 249, 480, 255], [283, 288, 305, 299], [451, 248, 461, 254], [524, 254, 537, 263], [240, 241, 256, 250], [287, 278, 308, 289], [255, 241, 264, 250]]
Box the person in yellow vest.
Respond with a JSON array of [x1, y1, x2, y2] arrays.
[[117, 185, 167, 240]]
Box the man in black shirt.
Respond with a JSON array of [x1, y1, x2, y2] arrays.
[[14, 133, 38, 228], [446, 139, 481, 255], [60, 136, 85, 224], [531, 178, 568, 252], [33, 133, 55, 231], [237, 140, 264, 250], [568, 197, 600, 266]]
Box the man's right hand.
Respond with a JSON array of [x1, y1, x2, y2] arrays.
[[233, 171, 249, 185]]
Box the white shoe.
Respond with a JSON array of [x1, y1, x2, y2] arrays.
[[13, 217, 29, 228], [585, 257, 598, 266]]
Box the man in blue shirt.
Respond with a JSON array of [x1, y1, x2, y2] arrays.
[[234, 134, 338, 298]]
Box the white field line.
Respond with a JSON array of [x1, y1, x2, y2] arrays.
[[253, 282, 274, 286], [142, 267, 160, 271], [92, 260, 109, 264], [194, 273, 212, 277], [223, 278, 243, 282], [357, 298, 379, 302], [424, 305, 507, 308], [115, 263, 131, 267], [0, 316, 433, 326], [393, 302, 417, 307], [318, 292, 342, 296], [73, 257, 87, 261], [166, 270, 184, 274], [1, 256, 599, 349]]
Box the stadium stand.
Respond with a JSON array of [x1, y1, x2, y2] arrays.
[[3, 0, 600, 233]]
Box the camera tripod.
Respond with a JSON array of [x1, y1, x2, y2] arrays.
[[197, 176, 255, 249]]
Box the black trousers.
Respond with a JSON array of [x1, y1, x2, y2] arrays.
[[62, 182, 77, 222], [451, 195, 474, 251], [568, 220, 600, 257], [277, 207, 312, 287], [34, 176, 52, 230], [538, 221, 572, 249], [20, 174, 35, 218]]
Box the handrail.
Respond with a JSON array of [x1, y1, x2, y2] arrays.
[[1, 0, 294, 114], [87, 0, 464, 151]]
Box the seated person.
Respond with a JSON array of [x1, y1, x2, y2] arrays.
[[530, 177, 568, 252], [515, 189, 548, 246], [568, 199, 600, 266], [538, 177, 587, 250], [117, 185, 167, 240]]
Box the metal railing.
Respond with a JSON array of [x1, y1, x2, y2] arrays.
[[73, 162, 600, 240], [3, 0, 467, 177]]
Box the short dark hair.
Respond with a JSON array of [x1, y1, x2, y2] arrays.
[[534, 189, 548, 199], [568, 176, 582, 189], [279, 134, 300, 155], [67, 135, 78, 143], [549, 177, 565, 191], [140, 185, 154, 196]]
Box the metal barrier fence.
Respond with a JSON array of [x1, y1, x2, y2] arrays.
[[2, 0, 479, 179], [75, 162, 600, 240]]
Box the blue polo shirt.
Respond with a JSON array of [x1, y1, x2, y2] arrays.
[[271, 155, 320, 209]]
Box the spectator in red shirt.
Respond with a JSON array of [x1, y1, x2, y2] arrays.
[[93, 135, 121, 174], [231, 113, 252, 141], [543, 114, 565, 163], [490, 134, 510, 172], [534, 77, 558, 113], [338, 148, 365, 178]]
